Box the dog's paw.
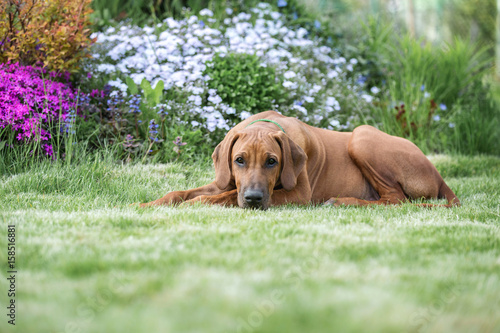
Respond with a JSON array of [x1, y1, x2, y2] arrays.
[[324, 198, 337, 206]]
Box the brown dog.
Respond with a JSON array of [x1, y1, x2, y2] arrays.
[[140, 111, 460, 209]]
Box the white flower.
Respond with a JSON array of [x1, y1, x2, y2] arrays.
[[199, 9, 213, 17], [224, 18, 231, 25], [424, 92, 430, 98], [350, 58, 358, 65], [237, 12, 251, 21], [284, 71, 296, 79], [327, 70, 339, 79], [304, 96, 315, 103], [107, 79, 128, 93], [208, 89, 217, 96], [370, 86, 380, 94], [188, 15, 198, 25], [326, 97, 337, 106], [190, 87, 204, 95], [310, 85, 322, 94], [208, 94, 222, 104], [346, 64, 353, 72], [449, 123, 455, 128], [240, 111, 252, 119], [270, 12, 281, 20], [292, 104, 308, 115], [326, 97, 341, 111], [361, 94, 374, 103], [433, 115, 441, 121], [188, 95, 202, 106], [96, 64, 115, 74], [225, 8, 233, 15], [283, 81, 298, 89], [330, 119, 340, 127]]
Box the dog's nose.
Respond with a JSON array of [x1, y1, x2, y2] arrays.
[[244, 189, 264, 206]]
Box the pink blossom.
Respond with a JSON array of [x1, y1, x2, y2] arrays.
[[0, 62, 76, 156]]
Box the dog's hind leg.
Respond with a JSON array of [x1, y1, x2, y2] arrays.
[[326, 125, 459, 207]]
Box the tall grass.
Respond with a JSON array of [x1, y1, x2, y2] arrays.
[[366, 25, 499, 155]]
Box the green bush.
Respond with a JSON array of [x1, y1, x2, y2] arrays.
[[203, 53, 286, 124]]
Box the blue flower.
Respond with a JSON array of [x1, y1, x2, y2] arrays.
[[420, 84, 425, 91], [128, 94, 142, 113], [293, 12, 298, 20], [149, 119, 160, 141], [277, 0, 287, 7], [356, 75, 367, 85], [439, 103, 447, 111], [199, 20, 205, 27], [314, 20, 321, 29]]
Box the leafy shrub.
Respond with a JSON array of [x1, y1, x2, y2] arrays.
[[0, 0, 96, 72], [0, 62, 77, 157], [204, 53, 285, 125]]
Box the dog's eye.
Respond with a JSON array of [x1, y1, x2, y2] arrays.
[[267, 158, 277, 167], [235, 157, 244, 165]]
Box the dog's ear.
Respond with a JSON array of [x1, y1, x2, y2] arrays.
[[273, 132, 307, 190], [212, 133, 240, 190]]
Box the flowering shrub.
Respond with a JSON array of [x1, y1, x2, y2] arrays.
[[88, 2, 376, 141], [0, 0, 96, 72], [0, 62, 77, 156]]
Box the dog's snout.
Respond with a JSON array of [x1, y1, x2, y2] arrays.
[[244, 189, 264, 206]]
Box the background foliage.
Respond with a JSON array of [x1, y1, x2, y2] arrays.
[[0, 0, 96, 72], [0, 0, 499, 175]]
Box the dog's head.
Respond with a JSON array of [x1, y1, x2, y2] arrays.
[[212, 129, 307, 209]]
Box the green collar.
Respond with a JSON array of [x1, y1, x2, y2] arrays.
[[245, 119, 286, 133]]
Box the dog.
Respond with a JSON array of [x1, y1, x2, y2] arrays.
[[140, 111, 460, 209]]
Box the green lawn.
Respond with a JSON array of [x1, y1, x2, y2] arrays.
[[1, 155, 499, 333]]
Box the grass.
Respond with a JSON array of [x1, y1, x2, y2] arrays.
[[0, 154, 499, 333]]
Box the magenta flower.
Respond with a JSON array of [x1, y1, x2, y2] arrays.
[[0, 62, 76, 156]]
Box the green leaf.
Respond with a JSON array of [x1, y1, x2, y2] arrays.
[[141, 78, 153, 101], [125, 77, 138, 95], [152, 80, 164, 104], [0, 141, 6, 151]]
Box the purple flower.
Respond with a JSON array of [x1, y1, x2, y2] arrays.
[[87, 72, 92, 79], [173, 136, 187, 147], [148, 119, 159, 141], [0, 62, 76, 156]]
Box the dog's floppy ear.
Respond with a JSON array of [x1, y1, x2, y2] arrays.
[[272, 132, 307, 190], [212, 132, 240, 190]]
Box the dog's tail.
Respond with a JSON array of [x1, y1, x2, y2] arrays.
[[438, 181, 460, 207]]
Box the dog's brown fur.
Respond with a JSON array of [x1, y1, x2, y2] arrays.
[[140, 111, 460, 209]]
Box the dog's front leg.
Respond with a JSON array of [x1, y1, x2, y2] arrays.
[[270, 174, 312, 206], [182, 189, 238, 207], [140, 182, 231, 207]]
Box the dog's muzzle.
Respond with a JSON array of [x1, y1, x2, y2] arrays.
[[242, 188, 267, 209]]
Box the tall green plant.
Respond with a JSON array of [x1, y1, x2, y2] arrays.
[[372, 33, 496, 154]]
